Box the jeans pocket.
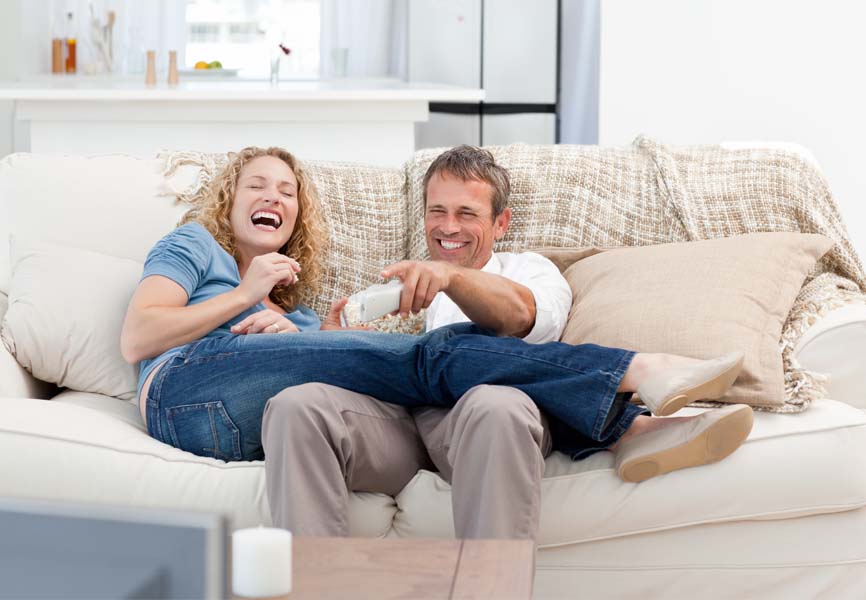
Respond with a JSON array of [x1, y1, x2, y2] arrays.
[[166, 401, 243, 461]]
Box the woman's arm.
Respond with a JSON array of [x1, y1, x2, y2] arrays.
[[122, 251, 301, 363], [120, 275, 255, 364]]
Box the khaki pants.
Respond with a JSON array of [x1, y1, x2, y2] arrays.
[[262, 383, 551, 539]]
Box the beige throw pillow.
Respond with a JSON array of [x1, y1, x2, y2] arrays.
[[0, 237, 141, 401], [560, 232, 833, 408]]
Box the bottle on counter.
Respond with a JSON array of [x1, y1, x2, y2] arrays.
[[168, 50, 179, 86], [145, 50, 156, 86], [65, 11, 76, 74], [51, 38, 63, 74]]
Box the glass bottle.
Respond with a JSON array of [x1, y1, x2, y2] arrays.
[[168, 50, 179, 86], [65, 12, 77, 74]]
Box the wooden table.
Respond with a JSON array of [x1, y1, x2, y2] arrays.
[[238, 537, 535, 600]]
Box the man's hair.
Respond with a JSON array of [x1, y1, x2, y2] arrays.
[[422, 145, 511, 219]]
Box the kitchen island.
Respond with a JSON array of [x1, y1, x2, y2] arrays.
[[0, 78, 484, 166]]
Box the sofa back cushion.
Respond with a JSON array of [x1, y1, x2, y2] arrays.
[[300, 162, 407, 316], [1, 237, 141, 400], [0, 154, 188, 296]]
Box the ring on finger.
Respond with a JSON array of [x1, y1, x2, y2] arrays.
[[270, 323, 280, 333]]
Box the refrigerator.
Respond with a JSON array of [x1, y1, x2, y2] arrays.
[[407, 0, 560, 149]]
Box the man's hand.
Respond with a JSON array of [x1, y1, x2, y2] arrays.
[[381, 260, 457, 315]]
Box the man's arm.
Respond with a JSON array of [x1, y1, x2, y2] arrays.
[[445, 266, 536, 337], [381, 260, 536, 337]]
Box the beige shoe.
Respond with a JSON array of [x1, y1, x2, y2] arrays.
[[615, 404, 754, 483], [636, 351, 745, 416]]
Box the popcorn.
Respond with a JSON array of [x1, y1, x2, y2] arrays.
[[367, 311, 426, 335], [341, 301, 362, 327]]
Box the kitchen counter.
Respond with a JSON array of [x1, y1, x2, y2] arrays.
[[0, 77, 484, 102], [0, 78, 484, 166]]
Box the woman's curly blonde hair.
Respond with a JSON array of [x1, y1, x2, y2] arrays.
[[179, 146, 327, 311]]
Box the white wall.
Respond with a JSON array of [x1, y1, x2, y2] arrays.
[[600, 0, 866, 261], [0, 0, 23, 157]]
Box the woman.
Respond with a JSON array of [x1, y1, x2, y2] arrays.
[[121, 146, 752, 483]]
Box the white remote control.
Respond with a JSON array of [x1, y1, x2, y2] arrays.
[[342, 280, 404, 325]]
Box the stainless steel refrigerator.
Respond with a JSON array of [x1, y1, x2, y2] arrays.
[[408, 0, 560, 149]]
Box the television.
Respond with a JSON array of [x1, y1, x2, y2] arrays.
[[0, 496, 228, 599]]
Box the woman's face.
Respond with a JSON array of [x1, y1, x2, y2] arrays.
[[229, 155, 300, 260]]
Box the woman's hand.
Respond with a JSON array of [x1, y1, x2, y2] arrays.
[[231, 309, 300, 335], [321, 298, 369, 331], [236, 253, 301, 305]]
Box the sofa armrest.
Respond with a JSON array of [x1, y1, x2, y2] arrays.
[[0, 292, 57, 399], [794, 303, 866, 409]]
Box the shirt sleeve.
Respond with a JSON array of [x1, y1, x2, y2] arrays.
[[140, 223, 211, 297], [510, 253, 573, 344]]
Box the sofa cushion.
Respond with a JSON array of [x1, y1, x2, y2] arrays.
[[301, 162, 408, 317], [0, 391, 396, 536], [0, 291, 58, 400], [559, 233, 832, 408], [392, 399, 866, 546], [0, 153, 187, 295], [1, 238, 141, 401]]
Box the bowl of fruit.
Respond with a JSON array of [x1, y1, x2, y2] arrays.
[[181, 61, 239, 77]]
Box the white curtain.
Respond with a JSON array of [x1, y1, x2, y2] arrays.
[[115, 0, 188, 75], [28, 0, 187, 76], [319, 0, 407, 79]]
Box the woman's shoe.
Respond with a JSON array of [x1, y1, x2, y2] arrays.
[[615, 404, 754, 483], [636, 351, 745, 416]]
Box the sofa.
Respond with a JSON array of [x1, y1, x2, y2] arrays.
[[2, 142, 866, 599]]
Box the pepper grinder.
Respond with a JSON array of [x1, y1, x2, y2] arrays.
[[167, 50, 179, 86], [145, 50, 156, 86]]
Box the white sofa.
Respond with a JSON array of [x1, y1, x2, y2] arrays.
[[2, 148, 866, 599]]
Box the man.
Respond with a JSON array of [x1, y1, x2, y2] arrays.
[[263, 145, 568, 539], [261, 146, 749, 539]]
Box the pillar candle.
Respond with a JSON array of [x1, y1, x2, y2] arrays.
[[232, 526, 292, 598]]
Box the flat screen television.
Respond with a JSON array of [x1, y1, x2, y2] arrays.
[[0, 496, 228, 599]]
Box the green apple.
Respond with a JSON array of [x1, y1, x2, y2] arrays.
[[208, 61, 223, 69]]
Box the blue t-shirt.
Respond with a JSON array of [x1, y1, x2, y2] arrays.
[[137, 222, 320, 398]]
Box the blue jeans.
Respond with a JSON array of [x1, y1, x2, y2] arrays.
[[145, 323, 644, 462]]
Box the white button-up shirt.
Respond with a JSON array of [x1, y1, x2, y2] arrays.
[[425, 252, 572, 344]]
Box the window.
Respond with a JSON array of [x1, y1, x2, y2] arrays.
[[185, 0, 320, 78], [189, 23, 221, 43]]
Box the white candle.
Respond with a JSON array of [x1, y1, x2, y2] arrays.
[[232, 526, 293, 598]]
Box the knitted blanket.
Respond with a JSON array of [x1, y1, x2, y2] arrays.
[[161, 136, 866, 412], [637, 137, 866, 412]]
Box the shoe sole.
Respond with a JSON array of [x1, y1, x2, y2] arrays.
[[618, 406, 754, 483], [654, 354, 745, 417]]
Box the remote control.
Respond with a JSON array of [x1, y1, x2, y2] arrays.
[[342, 280, 404, 325]]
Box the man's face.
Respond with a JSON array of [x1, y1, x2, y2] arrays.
[[424, 172, 511, 269]]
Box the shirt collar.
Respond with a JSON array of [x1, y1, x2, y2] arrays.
[[480, 253, 501, 274]]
